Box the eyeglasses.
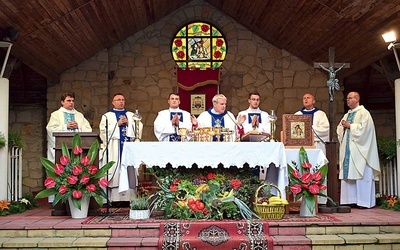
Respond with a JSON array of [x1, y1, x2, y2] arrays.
[[250, 98, 260, 101], [113, 99, 125, 102]]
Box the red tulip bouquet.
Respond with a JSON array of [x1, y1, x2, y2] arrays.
[[287, 147, 334, 214], [35, 133, 114, 209]]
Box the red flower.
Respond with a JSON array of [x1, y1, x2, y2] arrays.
[[86, 184, 96, 192], [312, 171, 322, 181], [54, 163, 64, 175], [301, 172, 312, 183], [201, 24, 209, 32], [72, 190, 82, 199], [88, 165, 98, 175], [60, 156, 70, 165], [73, 146, 83, 155], [319, 185, 327, 190], [98, 178, 109, 187], [290, 184, 302, 194], [44, 178, 56, 189], [309, 184, 320, 195], [72, 165, 83, 175], [58, 185, 67, 194], [216, 39, 224, 47], [177, 51, 185, 59], [170, 185, 178, 192], [67, 175, 78, 185], [80, 175, 90, 184], [81, 156, 90, 166], [207, 172, 216, 180], [230, 179, 242, 190], [292, 169, 301, 179], [174, 39, 182, 47], [213, 51, 222, 59], [302, 162, 312, 169]]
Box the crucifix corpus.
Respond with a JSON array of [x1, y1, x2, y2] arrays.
[[314, 47, 350, 102]]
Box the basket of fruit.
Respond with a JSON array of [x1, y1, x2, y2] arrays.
[[253, 183, 288, 220]]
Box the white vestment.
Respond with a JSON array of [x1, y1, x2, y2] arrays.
[[46, 107, 92, 163], [295, 109, 329, 154], [237, 108, 272, 134], [336, 105, 380, 208], [154, 108, 193, 142], [197, 109, 238, 141], [99, 110, 143, 202]]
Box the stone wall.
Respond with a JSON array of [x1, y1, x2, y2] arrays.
[[10, 0, 395, 195]]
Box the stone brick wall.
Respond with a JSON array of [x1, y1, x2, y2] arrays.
[[10, 0, 395, 195]]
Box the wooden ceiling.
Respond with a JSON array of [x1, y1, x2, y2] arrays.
[[0, 0, 399, 108]]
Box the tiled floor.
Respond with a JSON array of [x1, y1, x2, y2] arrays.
[[1, 202, 400, 229]]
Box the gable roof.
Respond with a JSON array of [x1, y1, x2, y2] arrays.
[[1, 0, 399, 107]]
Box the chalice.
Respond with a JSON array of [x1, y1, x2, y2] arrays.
[[193, 128, 201, 142], [178, 128, 188, 142]]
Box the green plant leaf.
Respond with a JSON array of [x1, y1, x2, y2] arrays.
[[61, 142, 70, 159], [86, 139, 99, 165], [34, 189, 58, 199]]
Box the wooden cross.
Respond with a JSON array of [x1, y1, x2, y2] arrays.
[[314, 47, 350, 102], [314, 48, 350, 207]]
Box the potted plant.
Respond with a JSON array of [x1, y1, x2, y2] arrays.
[[0, 132, 6, 149], [8, 130, 24, 148], [34, 133, 114, 218], [287, 146, 335, 217], [129, 195, 150, 219]]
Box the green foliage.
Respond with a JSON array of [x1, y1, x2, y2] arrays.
[[0, 193, 38, 216], [0, 132, 6, 148], [8, 131, 24, 148], [377, 194, 400, 211], [130, 196, 150, 210], [377, 137, 399, 164]]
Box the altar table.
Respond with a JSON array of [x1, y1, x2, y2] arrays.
[[119, 142, 329, 201]]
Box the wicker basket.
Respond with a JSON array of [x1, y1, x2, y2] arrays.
[[253, 183, 285, 220]]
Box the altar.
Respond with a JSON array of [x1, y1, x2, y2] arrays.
[[119, 142, 329, 200]]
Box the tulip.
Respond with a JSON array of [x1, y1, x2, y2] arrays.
[[98, 178, 109, 187], [80, 175, 90, 184], [72, 190, 82, 199], [72, 165, 83, 175], [60, 156, 70, 165], [67, 175, 78, 185], [54, 163, 64, 175], [86, 184, 96, 192], [312, 171, 322, 181], [73, 146, 83, 155], [59, 185, 67, 194], [301, 172, 312, 183], [309, 184, 320, 194], [81, 156, 91, 166], [290, 184, 302, 194], [88, 165, 98, 175], [44, 178, 56, 188]]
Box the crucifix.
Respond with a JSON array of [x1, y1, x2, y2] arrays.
[[313, 47, 350, 209], [314, 47, 350, 142]]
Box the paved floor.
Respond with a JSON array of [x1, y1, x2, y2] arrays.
[[1, 202, 400, 229]]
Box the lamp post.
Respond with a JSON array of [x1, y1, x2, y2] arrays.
[[382, 31, 400, 196]]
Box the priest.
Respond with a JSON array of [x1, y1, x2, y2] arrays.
[[196, 94, 238, 141]]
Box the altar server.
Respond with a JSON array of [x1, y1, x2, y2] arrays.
[[337, 91, 380, 208], [99, 93, 143, 202], [196, 94, 238, 141], [236, 92, 272, 137], [154, 92, 196, 141]]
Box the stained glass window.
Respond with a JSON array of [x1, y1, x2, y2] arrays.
[[171, 22, 227, 69]]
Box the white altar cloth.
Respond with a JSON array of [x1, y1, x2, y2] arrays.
[[120, 142, 288, 197]]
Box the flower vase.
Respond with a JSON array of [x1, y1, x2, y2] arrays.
[[299, 197, 316, 217], [68, 196, 90, 219]]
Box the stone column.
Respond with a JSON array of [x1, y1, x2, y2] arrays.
[[395, 78, 400, 195]]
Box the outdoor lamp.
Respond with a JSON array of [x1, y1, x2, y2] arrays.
[[382, 31, 400, 71]]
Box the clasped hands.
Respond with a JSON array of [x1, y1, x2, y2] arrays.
[[341, 120, 350, 129], [118, 116, 128, 126], [67, 120, 79, 129]]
